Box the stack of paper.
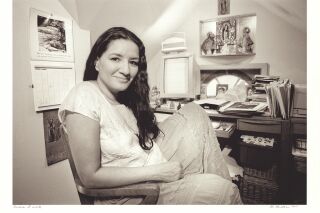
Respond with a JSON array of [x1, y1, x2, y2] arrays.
[[194, 98, 230, 110], [240, 135, 275, 147], [211, 121, 236, 138], [265, 79, 294, 119]]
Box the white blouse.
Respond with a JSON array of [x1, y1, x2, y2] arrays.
[[58, 81, 167, 167]]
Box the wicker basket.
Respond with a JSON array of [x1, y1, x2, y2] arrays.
[[243, 164, 278, 181], [293, 156, 306, 174], [239, 174, 279, 204]]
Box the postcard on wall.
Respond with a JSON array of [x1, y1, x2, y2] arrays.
[[29, 8, 74, 62], [200, 13, 257, 56], [43, 109, 68, 166]]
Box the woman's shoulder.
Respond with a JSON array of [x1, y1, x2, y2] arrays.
[[73, 81, 96, 91], [59, 81, 101, 123], [69, 81, 98, 97]]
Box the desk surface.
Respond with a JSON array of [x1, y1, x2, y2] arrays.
[[155, 107, 285, 121]]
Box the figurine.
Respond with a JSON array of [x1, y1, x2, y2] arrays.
[[201, 32, 216, 55], [238, 27, 254, 53]]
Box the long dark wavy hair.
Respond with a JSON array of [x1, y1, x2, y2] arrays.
[[83, 27, 160, 150]]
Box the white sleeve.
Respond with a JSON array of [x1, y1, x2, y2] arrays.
[[58, 83, 100, 127]]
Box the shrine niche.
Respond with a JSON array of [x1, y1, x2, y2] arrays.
[[200, 14, 256, 56]]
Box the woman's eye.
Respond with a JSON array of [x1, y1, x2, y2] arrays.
[[110, 57, 120, 62], [130, 61, 139, 66]]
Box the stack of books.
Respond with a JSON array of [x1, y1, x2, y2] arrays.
[[265, 79, 294, 119], [252, 75, 280, 92], [250, 75, 280, 102], [248, 75, 280, 103]]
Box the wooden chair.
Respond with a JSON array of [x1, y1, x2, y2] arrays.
[[60, 125, 160, 204]]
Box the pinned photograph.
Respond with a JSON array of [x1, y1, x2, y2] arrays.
[[30, 8, 74, 62], [43, 110, 67, 166]]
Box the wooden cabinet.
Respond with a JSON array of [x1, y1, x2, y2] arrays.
[[289, 117, 307, 204], [155, 108, 306, 204]]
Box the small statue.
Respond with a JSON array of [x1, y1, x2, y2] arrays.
[[238, 27, 254, 53], [150, 86, 161, 108], [201, 32, 216, 55]]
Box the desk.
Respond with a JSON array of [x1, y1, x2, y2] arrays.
[[155, 107, 302, 204]]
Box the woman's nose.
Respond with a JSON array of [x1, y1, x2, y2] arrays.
[[120, 60, 130, 74]]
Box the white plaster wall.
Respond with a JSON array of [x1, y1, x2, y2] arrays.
[[13, 0, 90, 204]]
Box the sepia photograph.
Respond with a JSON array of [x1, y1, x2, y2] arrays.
[[37, 15, 67, 53], [8, 0, 314, 208]]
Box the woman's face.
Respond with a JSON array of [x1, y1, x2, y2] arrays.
[[95, 38, 139, 95]]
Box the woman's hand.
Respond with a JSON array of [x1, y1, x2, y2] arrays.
[[155, 161, 183, 182]]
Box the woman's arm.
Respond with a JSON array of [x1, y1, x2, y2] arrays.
[[65, 112, 183, 189]]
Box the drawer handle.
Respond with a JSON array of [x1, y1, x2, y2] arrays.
[[240, 120, 279, 125]]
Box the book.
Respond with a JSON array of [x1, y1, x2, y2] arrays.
[[218, 101, 268, 116], [194, 98, 230, 110]]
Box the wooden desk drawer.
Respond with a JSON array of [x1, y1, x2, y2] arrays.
[[292, 123, 306, 135], [237, 119, 281, 134]]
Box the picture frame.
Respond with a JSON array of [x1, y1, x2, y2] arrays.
[[218, 0, 230, 15], [29, 8, 74, 62], [200, 13, 257, 56], [216, 84, 228, 95]]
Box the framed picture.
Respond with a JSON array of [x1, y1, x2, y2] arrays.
[[200, 13, 257, 56], [216, 84, 228, 95], [29, 8, 74, 62], [218, 0, 230, 15]]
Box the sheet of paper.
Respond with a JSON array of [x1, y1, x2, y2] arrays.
[[31, 61, 75, 111]]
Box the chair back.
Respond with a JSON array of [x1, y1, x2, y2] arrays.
[[59, 125, 160, 204]]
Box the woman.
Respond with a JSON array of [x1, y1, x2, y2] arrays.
[[58, 27, 242, 204]]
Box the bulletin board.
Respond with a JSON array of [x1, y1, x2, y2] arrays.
[[30, 61, 75, 112]]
